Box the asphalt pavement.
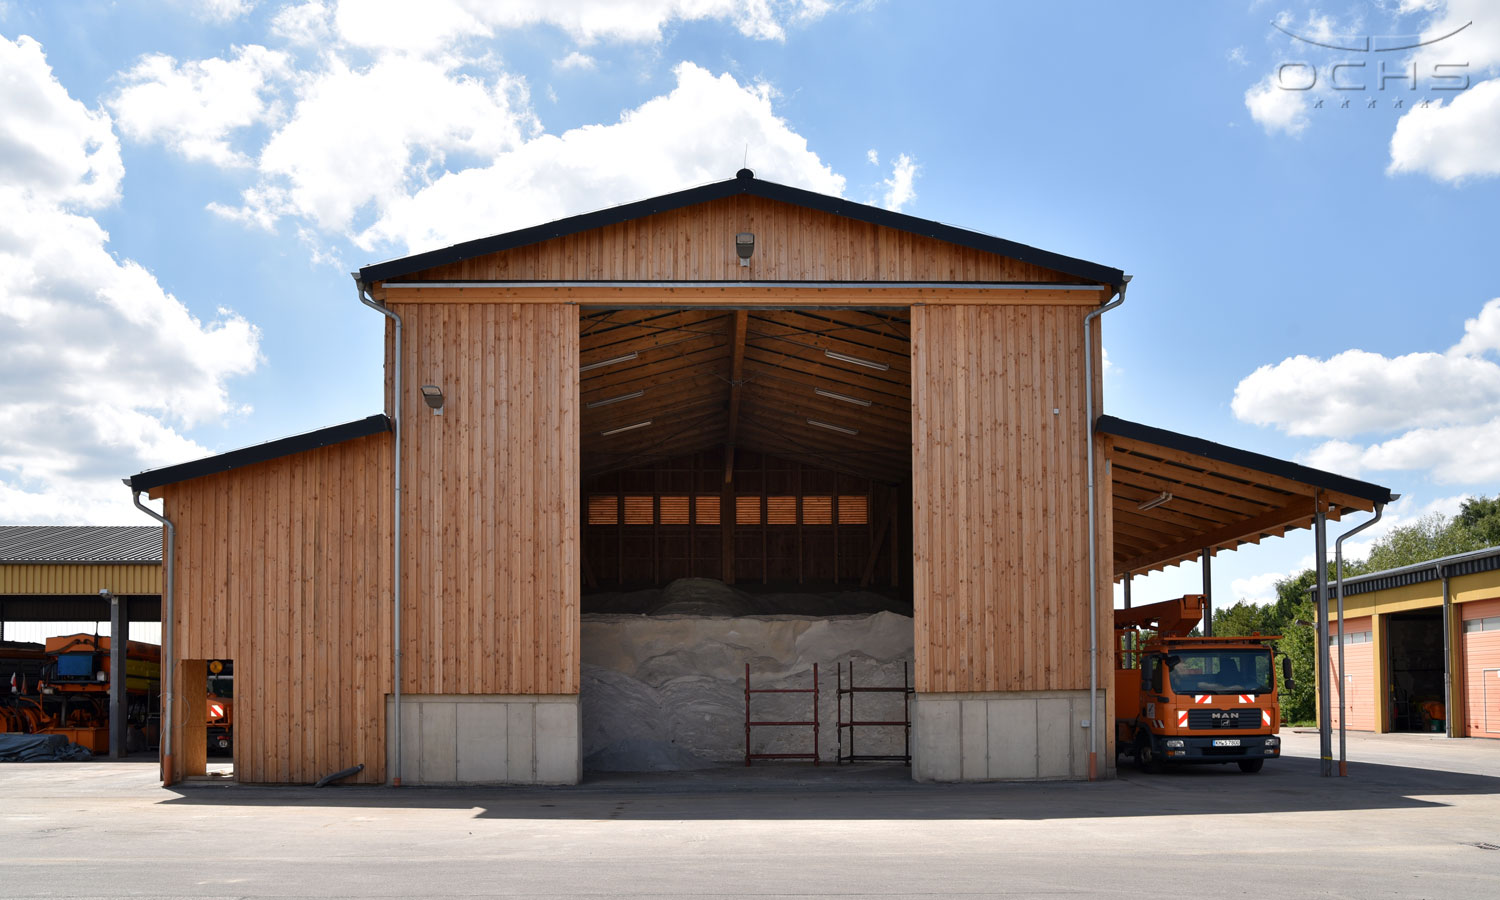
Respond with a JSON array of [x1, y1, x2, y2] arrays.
[[1, 730, 1497, 898]]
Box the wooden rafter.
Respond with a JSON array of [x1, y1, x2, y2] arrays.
[[723, 310, 748, 483]]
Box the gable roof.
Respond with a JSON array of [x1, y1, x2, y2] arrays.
[[129, 415, 390, 492], [357, 169, 1125, 288], [0, 526, 163, 564]]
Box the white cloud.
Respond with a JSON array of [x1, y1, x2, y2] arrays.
[[222, 53, 536, 238], [1230, 568, 1293, 605], [1388, 78, 1500, 182], [110, 45, 290, 167], [880, 152, 917, 212], [1245, 72, 1309, 136], [1233, 347, 1500, 437], [0, 36, 122, 209], [1391, 1, 1500, 181], [194, 0, 257, 22], [555, 51, 596, 70], [271, 1, 334, 46], [1227, 46, 1247, 66], [0, 35, 261, 524], [1238, 298, 1500, 486], [865, 148, 878, 165], [325, 0, 832, 53], [355, 62, 845, 253]]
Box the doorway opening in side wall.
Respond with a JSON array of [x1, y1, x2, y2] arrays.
[[179, 657, 235, 781], [1387, 612, 1445, 732], [576, 307, 914, 776]]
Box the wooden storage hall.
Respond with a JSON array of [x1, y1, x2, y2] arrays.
[[129, 170, 1393, 785]]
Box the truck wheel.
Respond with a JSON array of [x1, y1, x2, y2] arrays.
[[1237, 759, 1264, 773], [1135, 737, 1162, 774]]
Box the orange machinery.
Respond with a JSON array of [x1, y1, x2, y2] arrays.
[[1115, 595, 1292, 773], [1, 634, 161, 753]]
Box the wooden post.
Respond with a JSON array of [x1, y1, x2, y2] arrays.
[[721, 476, 736, 585]]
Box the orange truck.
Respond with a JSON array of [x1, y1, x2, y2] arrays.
[[1115, 595, 1291, 773]]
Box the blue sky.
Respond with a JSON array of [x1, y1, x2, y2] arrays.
[[2, 0, 1498, 611]]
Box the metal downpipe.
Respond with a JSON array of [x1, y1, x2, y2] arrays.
[[1084, 275, 1128, 781], [1442, 567, 1454, 738], [129, 488, 175, 785], [356, 279, 404, 786], [1334, 502, 1384, 776]]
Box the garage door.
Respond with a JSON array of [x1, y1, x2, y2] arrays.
[[1329, 616, 1375, 732], [1462, 599, 1500, 739]]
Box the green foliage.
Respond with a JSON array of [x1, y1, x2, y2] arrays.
[[1457, 496, 1500, 548], [1210, 572, 1318, 723], [1362, 511, 1487, 572]]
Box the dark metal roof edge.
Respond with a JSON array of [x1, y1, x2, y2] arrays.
[[1096, 415, 1395, 506], [129, 415, 391, 492], [1313, 543, 1500, 600], [358, 173, 1124, 288]]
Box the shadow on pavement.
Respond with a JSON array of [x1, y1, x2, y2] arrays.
[[153, 753, 1500, 821]]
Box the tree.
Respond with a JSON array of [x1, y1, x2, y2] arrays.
[[1457, 495, 1500, 548], [1363, 511, 1487, 572]]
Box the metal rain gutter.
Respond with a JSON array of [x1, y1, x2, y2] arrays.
[[357, 277, 404, 786], [1084, 274, 1129, 781], [128, 487, 175, 785]]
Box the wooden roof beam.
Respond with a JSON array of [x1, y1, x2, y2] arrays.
[[723, 309, 748, 484]]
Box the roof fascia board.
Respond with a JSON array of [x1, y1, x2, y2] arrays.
[[129, 414, 391, 492]]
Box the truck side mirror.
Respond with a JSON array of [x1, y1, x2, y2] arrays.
[[1150, 664, 1163, 694], [1282, 656, 1294, 691]]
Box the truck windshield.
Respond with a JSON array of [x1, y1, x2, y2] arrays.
[[1167, 650, 1272, 695]]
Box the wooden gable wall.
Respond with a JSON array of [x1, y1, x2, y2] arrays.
[[388, 195, 1084, 284]]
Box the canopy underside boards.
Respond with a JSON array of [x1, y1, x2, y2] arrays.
[[1099, 417, 1394, 580], [580, 307, 912, 484]]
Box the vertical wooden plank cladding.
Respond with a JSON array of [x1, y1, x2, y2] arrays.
[[160, 432, 393, 784], [392, 301, 579, 697], [396, 195, 1078, 285], [911, 304, 1096, 693]]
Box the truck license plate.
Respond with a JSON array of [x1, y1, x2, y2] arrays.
[[1213, 739, 1241, 747]]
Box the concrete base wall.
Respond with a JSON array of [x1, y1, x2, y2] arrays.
[[385, 694, 581, 785], [912, 690, 1112, 782]]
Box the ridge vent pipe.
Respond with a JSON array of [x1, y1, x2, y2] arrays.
[[357, 278, 404, 787], [1084, 274, 1129, 781], [128, 486, 175, 786], [1333, 501, 1385, 777]]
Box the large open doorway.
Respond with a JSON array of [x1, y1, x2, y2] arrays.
[[576, 307, 913, 773], [1387, 612, 1445, 732]]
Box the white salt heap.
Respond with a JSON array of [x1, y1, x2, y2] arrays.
[[581, 591, 914, 771]]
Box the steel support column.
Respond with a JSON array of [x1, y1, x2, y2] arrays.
[[1314, 500, 1332, 777], [1201, 549, 1213, 637], [108, 592, 128, 759]]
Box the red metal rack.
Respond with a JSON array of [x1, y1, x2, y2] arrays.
[[836, 660, 912, 765], [744, 662, 820, 766]]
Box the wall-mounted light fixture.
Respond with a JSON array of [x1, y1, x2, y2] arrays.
[[806, 418, 858, 436], [813, 387, 872, 407], [736, 232, 755, 267], [579, 351, 638, 373], [1137, 491, 1172, 511], [420, 384, 445, 415], [824, 349, 889, 371], [600, 419, 653, 437], [586, 390, 645, 409]]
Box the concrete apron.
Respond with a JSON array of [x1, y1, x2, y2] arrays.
[[912, 690, 1112, 782], [386, 695, 582, 785]]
